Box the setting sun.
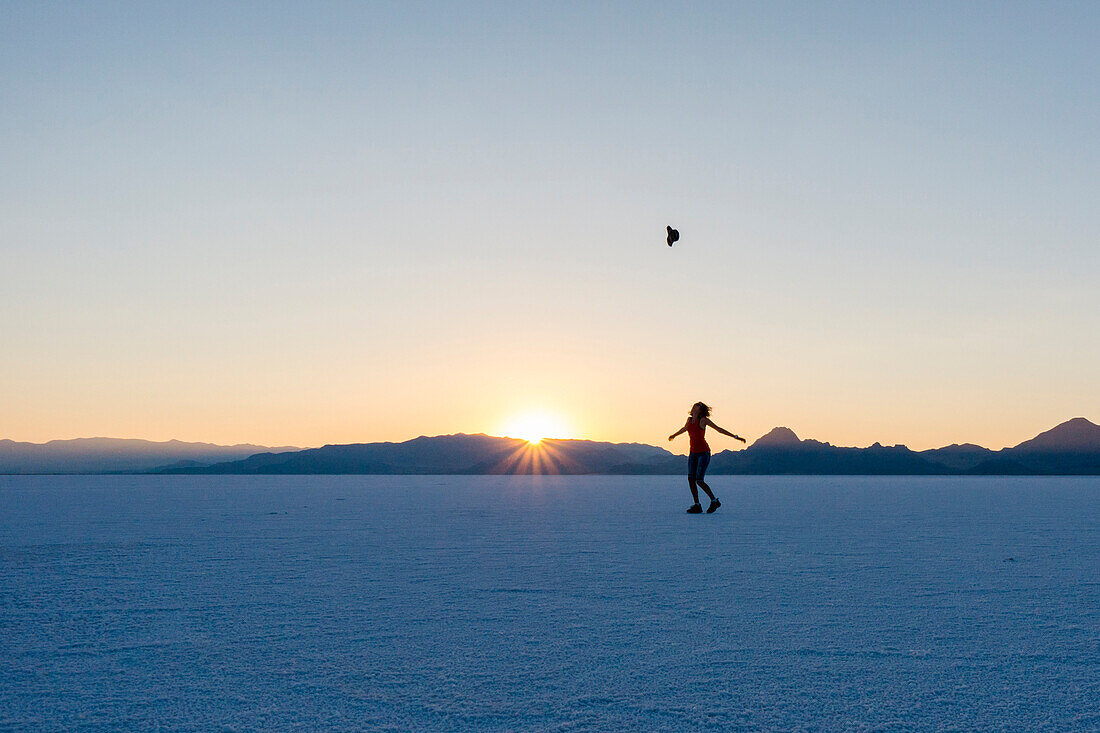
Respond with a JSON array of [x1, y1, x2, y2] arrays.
[[500, 410, 572, 444]]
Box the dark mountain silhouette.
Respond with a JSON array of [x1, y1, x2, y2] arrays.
[[7, 418, 1097, 475], [717, 419, 1099, 475], [1012, 417, 1099, 452], [466, 438, 674, 475], [998, 417, 1100, 474], [919, 443, 996, 471], [750, 427, 802, 448], [709, 433, 952, 475], [170, 434, 525, 475], [162, 434, 677, 475], [160, 418, 1099, 476], [0, 438, 300, 474], [964, 456, 1038, 475]]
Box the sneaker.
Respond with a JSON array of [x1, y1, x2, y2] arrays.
[[706, 498, 721, 514], [686, 503, 703, 514]]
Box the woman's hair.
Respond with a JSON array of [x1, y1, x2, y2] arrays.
[[691, 402, 711, 419]]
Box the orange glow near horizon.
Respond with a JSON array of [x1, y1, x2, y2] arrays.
[[499, 410, 573, 445]]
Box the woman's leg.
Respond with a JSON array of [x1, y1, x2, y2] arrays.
[[687, 454, 701, 504], [687, 476, 700, 504], [696, 453, 716, 500]]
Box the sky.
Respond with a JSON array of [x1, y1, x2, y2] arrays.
[[2, 1, 1097, 450]]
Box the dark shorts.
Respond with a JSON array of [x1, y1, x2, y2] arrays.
[[688, 451, 711, 480]]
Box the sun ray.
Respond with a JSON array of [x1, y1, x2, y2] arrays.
[[489, 437, 586, 475]]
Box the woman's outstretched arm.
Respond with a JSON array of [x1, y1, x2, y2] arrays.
[[703, 418, 747, 443], [668, 420, 690, 442]]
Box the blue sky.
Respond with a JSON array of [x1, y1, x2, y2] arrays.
[[2, 1, 1097, 448]]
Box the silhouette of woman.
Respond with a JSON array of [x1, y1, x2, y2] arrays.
[[668, 402, 746, 513]]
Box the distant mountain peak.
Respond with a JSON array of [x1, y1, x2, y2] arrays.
[[751, 427, 801, 448], [1012, 417, 1100, 452]]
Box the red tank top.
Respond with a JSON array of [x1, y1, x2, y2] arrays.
[[686, 419, 709, 453]]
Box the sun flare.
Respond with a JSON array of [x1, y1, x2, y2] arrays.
[[501, 410, 572, 445]]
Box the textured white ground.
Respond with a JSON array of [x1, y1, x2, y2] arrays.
[[1, 475, 1097, 731]]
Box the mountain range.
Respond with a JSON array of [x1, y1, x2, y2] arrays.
[[0, 438, 299, 474], [3, 418, 1097, 475]]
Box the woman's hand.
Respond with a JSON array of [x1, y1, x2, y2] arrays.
[[735, 435, 747, 443], [667, 435, 676, 442]]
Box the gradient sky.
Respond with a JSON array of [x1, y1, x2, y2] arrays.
[[2, 1, 1097, 450]]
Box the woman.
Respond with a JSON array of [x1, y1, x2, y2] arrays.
[[668, 402, 746, 513]]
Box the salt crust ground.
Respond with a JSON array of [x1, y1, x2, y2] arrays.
[[1, 475, 1097, 731]]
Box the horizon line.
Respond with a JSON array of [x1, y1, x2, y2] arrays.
[[3, 416, 1095, 454]]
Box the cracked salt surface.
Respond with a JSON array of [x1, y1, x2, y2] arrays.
[[1, 475, 1097, 731]]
